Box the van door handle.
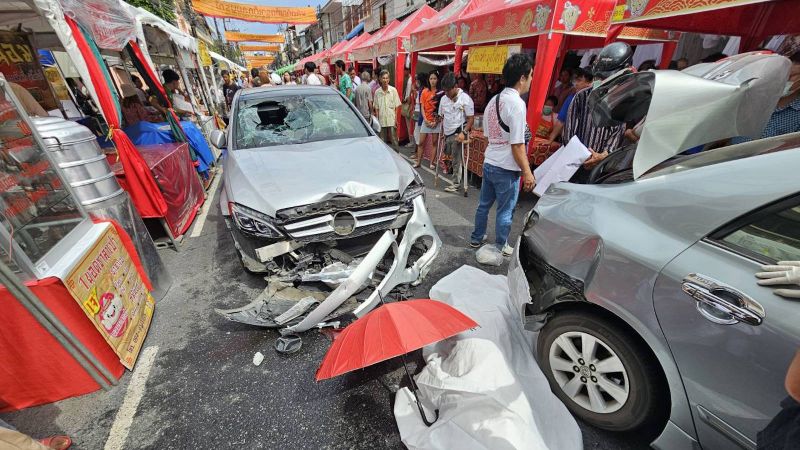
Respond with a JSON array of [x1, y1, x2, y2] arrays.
[[681, 273, 765, 326]]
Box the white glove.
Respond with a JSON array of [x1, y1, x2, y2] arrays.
[[756, 261, 800, 299]]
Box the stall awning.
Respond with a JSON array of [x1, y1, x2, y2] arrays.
[[410, 0, 484, 52], [345, 21, 364, 40], [350, 20, 401, 61], [609, 0, 799, 38], [331, 31, 371, 62], [209, 51, 246, 72], [374, 5, 437, 57], [458, 0, 675, 46], [125, 4, 197, 52]]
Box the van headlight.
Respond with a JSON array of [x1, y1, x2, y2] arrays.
[[230, 203, 283, 238]]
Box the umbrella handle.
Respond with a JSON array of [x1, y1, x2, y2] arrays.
[[414, 390, 440, 427], [401, 353, 439, 427]]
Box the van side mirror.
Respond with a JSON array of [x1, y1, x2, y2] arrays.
[[211, 129, 227, 149]]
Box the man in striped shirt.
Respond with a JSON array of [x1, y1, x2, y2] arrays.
[[562, 42, 634, 183]]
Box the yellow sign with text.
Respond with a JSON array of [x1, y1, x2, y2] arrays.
[[198, 41, 212, 67], [193, 0, 317, 24], [466, 44, 522, 75], [224, 31, 285, 43], [64, 225, 155, 370]]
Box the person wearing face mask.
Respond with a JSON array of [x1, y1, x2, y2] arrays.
[[529, 96, 562, 167], [562, 42, 634, 183]]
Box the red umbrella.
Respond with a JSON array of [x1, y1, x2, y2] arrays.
[[316, 299, 478, 425]]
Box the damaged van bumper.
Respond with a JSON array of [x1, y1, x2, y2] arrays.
[[216, 196, 441, 332]]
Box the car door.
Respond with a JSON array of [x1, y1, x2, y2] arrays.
[[653, 196, 800, 449]]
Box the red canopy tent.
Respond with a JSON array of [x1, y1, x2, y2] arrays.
[[326, 39, 352, 65], [350, 20, 402, 64], [607, 0, 800, 52], [372, 6, 439, 141], [330, 31, 372, 63], [452, 0, 677, 142]]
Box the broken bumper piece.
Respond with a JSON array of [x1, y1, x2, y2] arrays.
[[216, 196, 442, 333]]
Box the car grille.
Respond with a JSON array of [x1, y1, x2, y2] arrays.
[[276, 192, 403, 243]]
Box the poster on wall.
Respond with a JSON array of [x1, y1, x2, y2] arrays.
[[64, 225, 155, 370], [0, 30, 59, 111]]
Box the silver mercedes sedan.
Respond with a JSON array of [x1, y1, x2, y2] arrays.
[[210, 85, 440, 334], [509, 53, 800, 449]]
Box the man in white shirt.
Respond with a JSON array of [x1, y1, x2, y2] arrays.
[[349, 67, 361, 87], [372, 70, 402, 147], [470, 53, 535, 256], [303, 62, 322, 85], [437, 72, 474, 193]]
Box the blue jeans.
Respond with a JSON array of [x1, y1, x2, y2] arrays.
[[471, 163, 520, 248]]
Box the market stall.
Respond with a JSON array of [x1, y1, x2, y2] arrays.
[[373, 5, 438, 143], [0, 77, 156, 411], [406, 0, 674, 176], [330, 31, 372, 66], [350, 20, 402, 68], [6, 0, 207, 245], [607, 0, 800, 52]]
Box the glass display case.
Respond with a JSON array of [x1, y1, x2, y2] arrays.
[[0, 75, 91, 280]]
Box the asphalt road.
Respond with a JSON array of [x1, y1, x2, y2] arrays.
[[1, 147, 652, 449]]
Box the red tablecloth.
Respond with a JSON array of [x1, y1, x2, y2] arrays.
[[0, 278, 125, 412], [111, 143, 204, 237]]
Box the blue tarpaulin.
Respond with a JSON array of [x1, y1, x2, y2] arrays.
[[345, 22, 364, 40], [123, 121, 214, 174]]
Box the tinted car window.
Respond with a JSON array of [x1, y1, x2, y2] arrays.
[[233, 93, 369, 150], [719, 204, 800, 262]]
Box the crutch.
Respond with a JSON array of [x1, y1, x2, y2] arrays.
[[461, 133, 470, 197], [433, 131, 445, 188]]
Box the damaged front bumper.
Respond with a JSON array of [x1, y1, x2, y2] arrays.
[[216, 196, 442, 332]]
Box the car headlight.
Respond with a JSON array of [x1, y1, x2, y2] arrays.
[[230, 203, 283, 238], [401, 172, 425, 202]]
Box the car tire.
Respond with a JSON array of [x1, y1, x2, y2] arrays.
[[537, 311, 666, 432]]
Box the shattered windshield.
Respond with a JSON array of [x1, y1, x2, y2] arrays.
[[233, 93, 369, 149]]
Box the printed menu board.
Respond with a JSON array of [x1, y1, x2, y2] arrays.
[[64, 225, 155, 369]]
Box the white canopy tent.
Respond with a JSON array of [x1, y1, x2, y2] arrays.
[[209, 51, 246, 73]]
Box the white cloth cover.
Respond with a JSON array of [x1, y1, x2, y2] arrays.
[[632, 43, 664, 69], [394, 265, 582, 450]]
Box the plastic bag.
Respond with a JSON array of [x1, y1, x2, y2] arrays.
[[60, 0, 137, 50], [476, 244, 503, 266]]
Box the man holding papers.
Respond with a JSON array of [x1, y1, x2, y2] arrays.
[[470, 54, 536, 257]]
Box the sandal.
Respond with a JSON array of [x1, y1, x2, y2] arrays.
[[40, 435, 72, 450]]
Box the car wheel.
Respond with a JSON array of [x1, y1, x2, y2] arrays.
[[537, 311, 665, 431]]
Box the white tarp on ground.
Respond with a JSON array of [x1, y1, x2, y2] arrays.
[[394, 265, 582, 450]]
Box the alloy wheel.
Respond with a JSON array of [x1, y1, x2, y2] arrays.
[[548, 331, 630, 414]]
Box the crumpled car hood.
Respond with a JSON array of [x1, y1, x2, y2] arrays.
[[225, 136, 417, 215], [590, 52, 791, 179]]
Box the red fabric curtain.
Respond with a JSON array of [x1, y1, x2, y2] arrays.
[[659, 41, 678, 69], [66, 17, 167, 218], [526, 33, 564, 146]]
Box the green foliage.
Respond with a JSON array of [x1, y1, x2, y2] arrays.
[[125, 0, 177, 24]]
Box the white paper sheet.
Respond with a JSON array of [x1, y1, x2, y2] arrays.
[[533, 136, 591, 196]]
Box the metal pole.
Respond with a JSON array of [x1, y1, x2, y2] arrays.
[[0, 260, 115, 389]]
